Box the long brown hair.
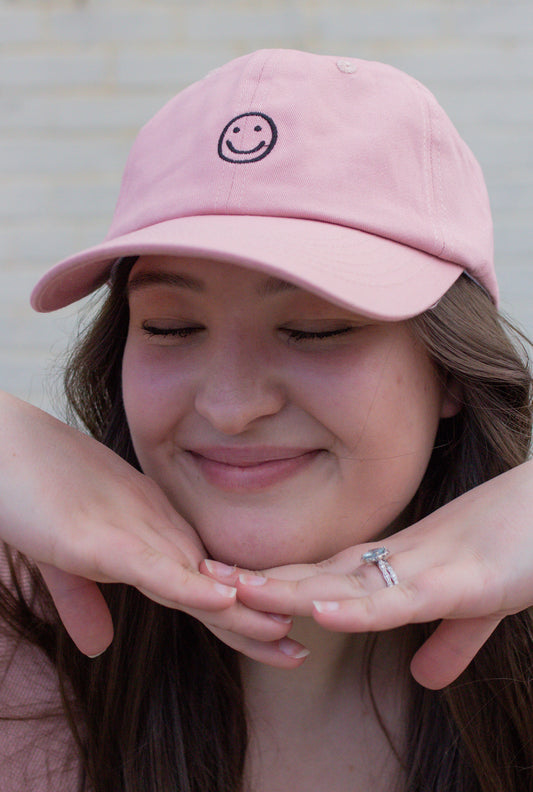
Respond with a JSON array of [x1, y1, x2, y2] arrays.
[[405, 277, 533, 791], [1, 266, 532, 791]]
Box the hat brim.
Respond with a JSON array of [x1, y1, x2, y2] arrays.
[[31, 214, 463, 319]]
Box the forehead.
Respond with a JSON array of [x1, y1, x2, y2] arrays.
[[128, 255, 305, 298], [125, 255, 376, 322]]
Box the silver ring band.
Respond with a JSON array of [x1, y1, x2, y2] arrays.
[[361, 546, 399, 587]]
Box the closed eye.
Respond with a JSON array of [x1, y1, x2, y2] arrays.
[[281, 327, 354, 342], [141, 325, 360, 342], [142, 324, 204, 338]]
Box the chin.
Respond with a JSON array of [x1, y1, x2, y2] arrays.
[[201, 535, 302, 570], [191, 512, 312, 568], [194, 512, 359, 570], [170, 489, 408, 569]]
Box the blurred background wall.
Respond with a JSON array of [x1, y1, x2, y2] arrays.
[[1, 0, 532, 414]]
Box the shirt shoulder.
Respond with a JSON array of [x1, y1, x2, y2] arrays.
[[0, 544, 83, 791]]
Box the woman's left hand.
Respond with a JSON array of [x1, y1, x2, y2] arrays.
[[202, 459, 533, 689]]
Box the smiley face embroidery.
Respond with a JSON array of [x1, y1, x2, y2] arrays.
[[217, 112, 278, 163]]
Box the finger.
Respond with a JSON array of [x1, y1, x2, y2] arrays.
[[38, 563, 114, 657], [409, 616, 501, 689], [206, 625, 309, 668], [202, 558, 327, 585], [181, 600, 293, 642], [310, 557, 497, 632], [202, 556, 375, 615], [201, 559, 243, 586], [233, 546, 427, 615], [87, 537, 238, 611], [235, 569, 374, 617]]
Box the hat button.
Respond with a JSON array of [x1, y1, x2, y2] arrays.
[[336, 59, 358, 74]]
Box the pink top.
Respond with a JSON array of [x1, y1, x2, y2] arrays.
[[0, 547, 81, 790]]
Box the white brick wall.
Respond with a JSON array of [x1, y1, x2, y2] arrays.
[[1, 0, 532, 413]]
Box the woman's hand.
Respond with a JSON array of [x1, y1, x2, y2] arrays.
[[0, 392, 304, 665], [6, 390, 531, 679], [203, 459, 533, 688]]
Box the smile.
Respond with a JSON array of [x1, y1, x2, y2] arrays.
[[185, 447, 323, 492], [226, 140, 266, 155]]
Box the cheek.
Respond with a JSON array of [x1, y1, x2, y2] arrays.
[[360, 357, 444, 495], [376, 359, 442, 449], [286, 353, 410, 474], [291, 349, 399, 449], [121, 344, 189, 459], [325, 345, 443, 511]]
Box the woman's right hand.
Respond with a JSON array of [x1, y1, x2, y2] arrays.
[[0, 392, 301, 664]]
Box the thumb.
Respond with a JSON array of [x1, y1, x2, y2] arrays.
[[38, 562, 114, 657], [410, 616, 500, 689]]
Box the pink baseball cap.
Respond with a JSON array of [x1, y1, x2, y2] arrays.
[[31, 48, 496, 319]]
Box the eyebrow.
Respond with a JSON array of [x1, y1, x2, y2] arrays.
[[127, 271, 204, 294], [256, 276, 299, 296], [127, 269, 300, 297]]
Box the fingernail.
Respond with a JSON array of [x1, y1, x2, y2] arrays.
[[87, 650, 106, 659], [215, 583, 237, 598], [205, 559, 235, 577], [279, 637, 310, 659], [239, 573, 267, 586], [313, 600, 340, 613], [268, 613, 292, 624]]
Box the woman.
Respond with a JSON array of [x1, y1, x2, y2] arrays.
[[1, 49, 533, 790]]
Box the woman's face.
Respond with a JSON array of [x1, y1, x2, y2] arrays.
[[122, 255, 457, 567]]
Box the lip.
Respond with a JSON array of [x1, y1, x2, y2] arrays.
[[185, 446, 323, 492]]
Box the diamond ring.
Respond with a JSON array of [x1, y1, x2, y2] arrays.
[[361, 546, 399, 587]]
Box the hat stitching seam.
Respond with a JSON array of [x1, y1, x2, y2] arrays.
[[234, 52, 275, 213], [222, 63, 248, 207], [434, 102, 448, 259], [418, 83, 440, 258], [427, 94, 447, 259], [222, 51, 273, 213], [214, 57, 257, 210]]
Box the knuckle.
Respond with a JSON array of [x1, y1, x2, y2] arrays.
[[399, 578, 419, 603], [396, 578, 425, 620], [357, 594, 380, 620], [344, 570, 368, 596], [315, 557, 338, 572]]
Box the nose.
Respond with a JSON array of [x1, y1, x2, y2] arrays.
[[194, 340, 286, 435]]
